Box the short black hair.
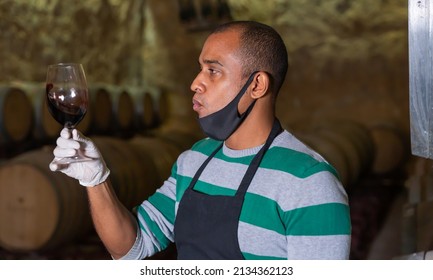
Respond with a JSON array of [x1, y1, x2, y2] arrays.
[[211, 21, 289, 94]]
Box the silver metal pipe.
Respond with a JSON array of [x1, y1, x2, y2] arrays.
[[409, 0, 433, 159]]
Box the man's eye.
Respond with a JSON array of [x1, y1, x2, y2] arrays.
[[209, 69, 218, 74]]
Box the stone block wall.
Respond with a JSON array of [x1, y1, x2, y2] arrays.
[[0, 0, 409, 132]]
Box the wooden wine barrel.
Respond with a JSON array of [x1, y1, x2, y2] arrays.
[[129, 87, 159, 130], [154, 129, 202, 151], [160, 89, 202, 127], [88, 84, 113, 134], [154, 89, 169, 126], [369, 123, 408, 174], [313, 119, 375, 185], [296, 131, 351, 187], [0, 136, 173, 253], [12, 82, 91, 141], [0, 85, 33, 145], [92, 137, 160, 209], [109, 87, 134, 135], [142, 92, 156, 128], [74, 91, 92, 135], [129, 136, 183, 185], [316, 129, 362, 184], [0, 146, 92, 252], [13, 82, 62, 142], [294, 119, 375, 187]]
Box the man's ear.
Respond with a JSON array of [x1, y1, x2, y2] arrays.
[[250, 71, 270, 99]]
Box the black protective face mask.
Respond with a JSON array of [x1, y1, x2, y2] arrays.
[[198, 71, 258, 141]]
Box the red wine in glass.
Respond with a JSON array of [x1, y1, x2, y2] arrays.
[[46, 63, 92, 163], [46, 85, 88, 128]]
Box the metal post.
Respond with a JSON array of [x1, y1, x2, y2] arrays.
[[409, 0, 433, 159]]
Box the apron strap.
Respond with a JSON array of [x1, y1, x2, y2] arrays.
[[188, 142, 224, 190], [188, 118, 282, 194], [236, 119, 282, 196]]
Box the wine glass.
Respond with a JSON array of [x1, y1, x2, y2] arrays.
[[46, 63, 92, 163]]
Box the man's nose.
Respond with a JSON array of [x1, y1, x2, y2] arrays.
[[190, 73, 203, 93]]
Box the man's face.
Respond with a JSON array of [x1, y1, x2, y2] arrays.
[[191, 30, 244, 118]]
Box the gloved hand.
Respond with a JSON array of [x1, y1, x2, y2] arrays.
[[49, 128, 110, 187]]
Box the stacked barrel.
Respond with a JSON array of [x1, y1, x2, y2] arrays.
[[0, 85, 34, 156], [0, 82, 202, 253], [0, 82, 170, 146], [0, 82, 412, 257], [291, 118, 409, 188]]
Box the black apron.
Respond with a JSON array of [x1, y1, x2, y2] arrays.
[[174, 119, 282, 260]]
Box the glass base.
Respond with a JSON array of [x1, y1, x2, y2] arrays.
[[53, 156, 94, 164]]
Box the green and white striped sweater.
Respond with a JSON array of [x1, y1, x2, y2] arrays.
[[121, 130, 351, 260]]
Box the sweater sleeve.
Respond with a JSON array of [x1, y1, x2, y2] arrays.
[[119, 174, 178, 260], [283, 168, 351, 260]]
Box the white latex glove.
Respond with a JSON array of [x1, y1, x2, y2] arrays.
[[49, 128, 110, 187]]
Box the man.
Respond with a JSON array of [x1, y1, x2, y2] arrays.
[[50, 21, 351, 260]]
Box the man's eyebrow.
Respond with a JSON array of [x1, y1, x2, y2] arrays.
[[201, 59, 224, 67]]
